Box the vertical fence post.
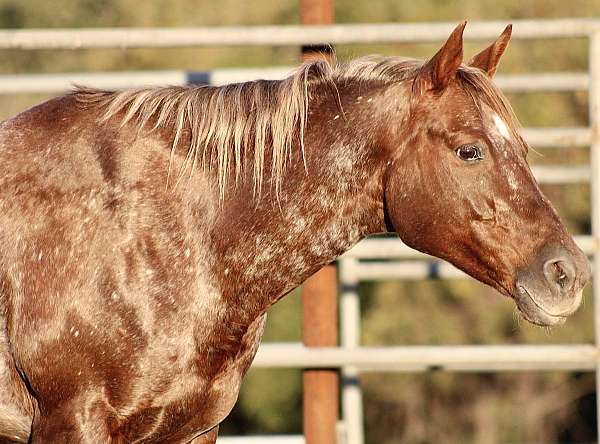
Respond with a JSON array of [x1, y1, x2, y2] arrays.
[[589, 31, 600, 443], [302, 265, 339, 444], [299, 2, 338, 443], [340, 258, 365, 444]]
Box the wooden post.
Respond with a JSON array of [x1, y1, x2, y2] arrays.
[[300, 0, 334, 63], [302, 265, 338, 444], [300, 3, 337, 444]]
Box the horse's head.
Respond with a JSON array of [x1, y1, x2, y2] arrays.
[[383, 22, 591, 326]]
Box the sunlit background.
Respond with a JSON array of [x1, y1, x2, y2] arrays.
[[1, 1, 599, 443]]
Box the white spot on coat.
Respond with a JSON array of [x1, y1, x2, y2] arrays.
[[493, 114, 511, 140], [507, 169, 519, 191]]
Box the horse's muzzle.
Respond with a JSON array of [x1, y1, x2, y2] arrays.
[[513, 243, 591, 326]]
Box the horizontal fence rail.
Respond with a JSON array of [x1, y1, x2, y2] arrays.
[[0, 68, 293, 93], [0, 70, 589, 94], [524, 127, 591, 147], [0, 18, 599, 50], [532, 165, 590, 183], [254, 344, 598, 372], [344, 235, 595, 260], [220, 436, 304, 444]]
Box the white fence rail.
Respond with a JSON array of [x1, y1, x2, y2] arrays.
[[219, 437, 304, 444], [0, 69, 589, 94], [2, 17, 599, 444], [253, 344, 597, 372], [0, 18, 599, 49]]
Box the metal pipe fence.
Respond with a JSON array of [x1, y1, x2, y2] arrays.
[[0, 69, 589, 93], [2, 17, 599, 444], [0, 18, 599, 49], [253, 344, 598, 372]]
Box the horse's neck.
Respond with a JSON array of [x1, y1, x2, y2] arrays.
[[209, 81, 394, 318]]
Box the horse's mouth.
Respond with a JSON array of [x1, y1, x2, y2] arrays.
[[513, 285, 575, 327]]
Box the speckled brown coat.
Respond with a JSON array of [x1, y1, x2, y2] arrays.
[[0, 23, 590, 443]]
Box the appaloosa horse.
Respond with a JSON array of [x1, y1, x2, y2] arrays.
[[0, 22, 591, 443]]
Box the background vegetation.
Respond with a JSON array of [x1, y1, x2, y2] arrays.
[[0, 0, 598, 442]]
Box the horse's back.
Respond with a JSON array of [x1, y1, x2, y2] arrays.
[[0, 94, 148, 196], [0, 95, 101, 443], [0, 92, 167, 361], [0, 94, 138, 347], [0, 94, 238, 442]]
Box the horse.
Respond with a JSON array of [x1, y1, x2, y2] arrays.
[[0, 21, 590, 443]]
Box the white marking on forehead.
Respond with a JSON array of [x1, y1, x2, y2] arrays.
[[492, 113, 511, 140], [507, 169, 519, 192]]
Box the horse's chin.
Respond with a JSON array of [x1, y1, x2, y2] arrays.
[[512, 286, 575, 327], [516, 305, 567, 327]]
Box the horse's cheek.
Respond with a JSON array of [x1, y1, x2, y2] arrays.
[[384, 163, 432, 249]]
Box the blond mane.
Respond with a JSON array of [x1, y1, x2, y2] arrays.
[[74, 56, 522, 198]]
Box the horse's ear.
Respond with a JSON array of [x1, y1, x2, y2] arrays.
[[469, 24, 512, 77], [414, 21, 466, 93]]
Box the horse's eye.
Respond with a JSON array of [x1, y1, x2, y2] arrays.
[[456, 144, 483, 162]]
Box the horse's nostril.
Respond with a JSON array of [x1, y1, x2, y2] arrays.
[[544, 259, 575, 292], [553, 263, 567, 287]]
